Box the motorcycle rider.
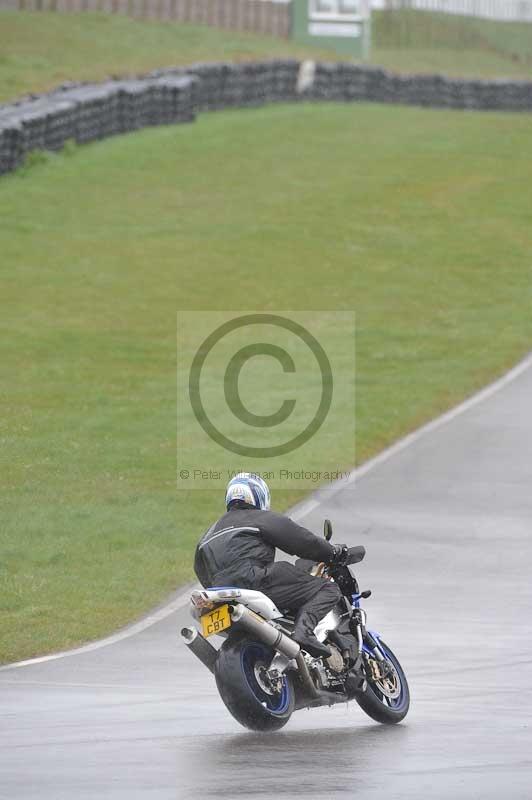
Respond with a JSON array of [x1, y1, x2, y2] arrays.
[[194, 472, 350, 659]]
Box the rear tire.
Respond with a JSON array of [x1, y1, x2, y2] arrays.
[[356, 639, 410, 724], [215, 633, 295, 732]]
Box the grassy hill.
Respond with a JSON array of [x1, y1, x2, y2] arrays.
[[1, 11, 532, 104], [374, 8, 532, 64], [1, 102, 532, 663]]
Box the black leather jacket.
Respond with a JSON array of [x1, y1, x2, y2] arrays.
[[194, 507, 335, 589]]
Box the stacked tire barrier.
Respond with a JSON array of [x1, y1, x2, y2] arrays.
[[2, 60, 532, 177], [147, 60, 302, 110], [308, 63, 532, 110], [0, 75, 197, 175]]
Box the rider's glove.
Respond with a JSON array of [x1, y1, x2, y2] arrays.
[[330, 544, 349, 566]]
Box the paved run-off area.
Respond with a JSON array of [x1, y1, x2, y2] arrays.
[[1, 355, 531, 798]]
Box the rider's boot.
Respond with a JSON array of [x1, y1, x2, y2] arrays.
[[293, 584, 340, 659], [293, 609, 331, 659]]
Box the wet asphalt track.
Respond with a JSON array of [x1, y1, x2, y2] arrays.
[[1, 358, 532, 800]]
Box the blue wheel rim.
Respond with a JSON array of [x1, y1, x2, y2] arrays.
[[240, 643, 291, 715]]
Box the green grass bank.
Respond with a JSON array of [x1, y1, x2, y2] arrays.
[[374, 9, 532, 64], [1, 102, 532, 663], [1, 11, 532, 105]]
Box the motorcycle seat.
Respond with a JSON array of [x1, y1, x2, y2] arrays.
[[206, 586, 241, 591]]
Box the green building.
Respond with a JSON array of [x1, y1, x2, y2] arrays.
[[291, 0, 371, 58]]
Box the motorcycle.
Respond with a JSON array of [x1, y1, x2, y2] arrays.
[[181, 519, 410, 731]]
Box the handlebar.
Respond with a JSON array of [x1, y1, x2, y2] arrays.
[[345, 545, 366, 565]]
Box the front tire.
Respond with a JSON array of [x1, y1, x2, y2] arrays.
[[356, 639, 410, 724], [215, 633, 295, 732]]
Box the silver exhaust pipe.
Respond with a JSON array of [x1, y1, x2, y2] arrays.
[[230, 603, 301, 660], [181, 626, 218, 673]]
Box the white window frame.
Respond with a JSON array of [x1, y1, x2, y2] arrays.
[[308, 0, 361, 22]]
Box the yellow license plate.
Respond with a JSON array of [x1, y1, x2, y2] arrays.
[[201, 604, 231, 638]]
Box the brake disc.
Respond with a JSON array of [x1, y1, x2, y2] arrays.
[[254, 663, 277, 695], [369, 659, 401, 699]]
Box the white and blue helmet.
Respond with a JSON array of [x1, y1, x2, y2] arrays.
[[225, 472, 271, 511]]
